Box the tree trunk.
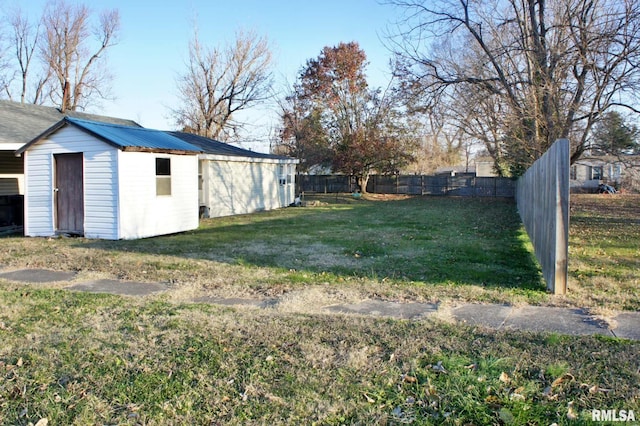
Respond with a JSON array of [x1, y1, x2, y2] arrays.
[[357, 174, 369, 194]]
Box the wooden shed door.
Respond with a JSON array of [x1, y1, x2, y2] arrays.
[[54, 153, 84, 235]]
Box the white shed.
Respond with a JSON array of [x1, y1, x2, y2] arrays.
[[16, 117, 202, 240], [170, 132, 299, 218]]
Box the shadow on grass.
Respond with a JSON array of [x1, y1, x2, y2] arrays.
[[74, 196, 544, 292]]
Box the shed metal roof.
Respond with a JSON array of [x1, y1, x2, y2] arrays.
[[170, 131, 296, 161], [17, 117, 202, 155]]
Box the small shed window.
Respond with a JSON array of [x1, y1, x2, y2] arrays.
[[287, 164, 294, 185], [156, 158, 171, 196]]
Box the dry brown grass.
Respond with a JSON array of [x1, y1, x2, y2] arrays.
[[568, 194, 640, 312], [0, 194, 637, 314]]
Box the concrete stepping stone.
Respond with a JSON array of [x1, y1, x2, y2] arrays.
[[453, 304, 627, 338], [192, 296, 278, 308], [611, 312, 640, 340], [67, 279, 167, 296], [0, 268, 77, 283], [452, 304, 513, 329], [503, 306, 612, 337], [325, 300, 438, 320]]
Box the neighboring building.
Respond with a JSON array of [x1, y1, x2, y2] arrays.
[[570, 155, 640, 192], [4, 100, 300, 238], [433, 157, 498, 178], [475, 157, 499, 177], [0, 100, 140, 196], [17, 117, 201, 240], [170, 132, 298, 218], [434, 165, 477, 176]]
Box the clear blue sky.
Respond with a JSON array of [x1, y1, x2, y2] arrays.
[[14, 0, 400, 151]]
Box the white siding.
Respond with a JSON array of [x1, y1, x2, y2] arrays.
[[23, 151, 53, 236], [203, 158, 296, 218], [23, 126, 119, 239], [118, 151, 198, 239]]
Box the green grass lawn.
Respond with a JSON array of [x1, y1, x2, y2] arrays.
[[1, 194, 639, 424], [1, 195, 549, 306], [2, 194, 637, 309], [1, 288, 638, 425]]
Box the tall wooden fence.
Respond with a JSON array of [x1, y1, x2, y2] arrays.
[[516, 139, 569, 295], [297, 174, 515, 197]]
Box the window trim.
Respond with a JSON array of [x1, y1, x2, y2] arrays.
[[156, 157, 172, 196]]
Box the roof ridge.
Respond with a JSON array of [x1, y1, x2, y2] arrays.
[[64, 116, 150, 130]]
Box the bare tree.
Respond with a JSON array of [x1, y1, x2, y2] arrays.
[[3, 7, 50, 104], [174, 29, 274, 141], [404, 111, 467, 174], [387, 0, 640, 175], [40, 0, 120, 111]]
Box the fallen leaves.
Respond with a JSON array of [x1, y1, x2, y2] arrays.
[[402, 374, 418, 383], [567, 401, 578, 420], [551, 373, 574, 388]]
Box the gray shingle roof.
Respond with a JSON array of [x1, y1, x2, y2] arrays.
[[0, 100, 141, 148]]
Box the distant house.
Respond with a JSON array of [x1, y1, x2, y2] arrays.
[[433, 157, 498, 178], [17, 117, 201, 239], [570, 154, 640, 192], [171, 132, 298, 218], [434, 165, 476, 177], [475, 157, 499, 177]]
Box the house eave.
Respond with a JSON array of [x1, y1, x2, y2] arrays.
[[121, 146, 200, 155], [1, 143, 25, 152], [199, 153, 299, 164]]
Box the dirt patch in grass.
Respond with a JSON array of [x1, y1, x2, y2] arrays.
[[218, 240, 370, 271], [361, 193, 413, 201]]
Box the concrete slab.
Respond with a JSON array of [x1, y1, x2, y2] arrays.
[[324, 300, 438, 320], [503, 306, 613, 337], [66, 279, 167, 296], [611, 312, 640, 340], [0, 268, 77, 283], [452, 304, 513, 329], [192, 297, 278, 309]]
